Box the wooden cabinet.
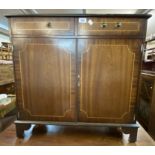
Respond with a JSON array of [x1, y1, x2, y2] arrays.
[[137, 72, 155, 140], [7, 14, 150, 142]]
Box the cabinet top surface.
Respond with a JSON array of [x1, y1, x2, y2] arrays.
[[6, 14, 151, 19]]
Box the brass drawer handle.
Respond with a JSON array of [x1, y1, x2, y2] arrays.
[[115, 22, 122, 28], [100, 23, 108, 28], [47, 22, 52, 28]]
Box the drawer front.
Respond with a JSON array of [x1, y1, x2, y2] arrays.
[[10, 17, 75, 36], [78, 17, 146, 36], [140, 78, 154, 102], [0, 83, 15, 94]]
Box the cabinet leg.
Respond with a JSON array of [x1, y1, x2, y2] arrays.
[[121, 127, 138, 143], [129, 128, 138, 143], [15, 123, 31, 138]]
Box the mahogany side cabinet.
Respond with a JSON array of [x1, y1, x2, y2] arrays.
[[7, 14, 151, 142]]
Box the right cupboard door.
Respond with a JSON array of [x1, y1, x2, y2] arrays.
[[78, 39, 142, 123]]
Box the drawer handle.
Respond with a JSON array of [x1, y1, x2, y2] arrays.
[[115, 22, 122, 28], [47, 22, 52, 28], [100, 23, 107, 28]]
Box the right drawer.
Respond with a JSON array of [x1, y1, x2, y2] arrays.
[[78, 17, 146, 36]]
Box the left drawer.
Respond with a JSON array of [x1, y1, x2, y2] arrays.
[[9, 17, 75, 36]]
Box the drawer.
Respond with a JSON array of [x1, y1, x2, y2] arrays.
[[78, 17, 146, 36], [10, 17, 75, 36], [0, 83, 15, 94], [140, 78, 154, 102]]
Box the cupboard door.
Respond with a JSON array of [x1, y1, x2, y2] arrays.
[[13, 38, 76, 121], [78, 39, 142, 123]]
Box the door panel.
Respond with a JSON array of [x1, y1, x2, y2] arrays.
[[78, 39, 142, 123], [13, 38, 76, 121]]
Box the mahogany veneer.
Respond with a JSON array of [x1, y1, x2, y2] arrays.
[[7, 14, 151, 142]]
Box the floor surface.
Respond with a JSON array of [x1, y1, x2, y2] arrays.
[[0, 123, 155, 146]]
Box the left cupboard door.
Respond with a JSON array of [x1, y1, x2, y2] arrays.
[[13, 38, 77, 122]]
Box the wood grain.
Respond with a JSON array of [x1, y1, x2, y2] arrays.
[[78, 39, 143, 123], [149, 78, 155, 140], [13, 38, 76, 121], [10, 17, 75, 36], [0, 82, 15, 94], [138, 73, 155, 140], [78, 17, 146, 36], [8, 16, 149, 141]]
